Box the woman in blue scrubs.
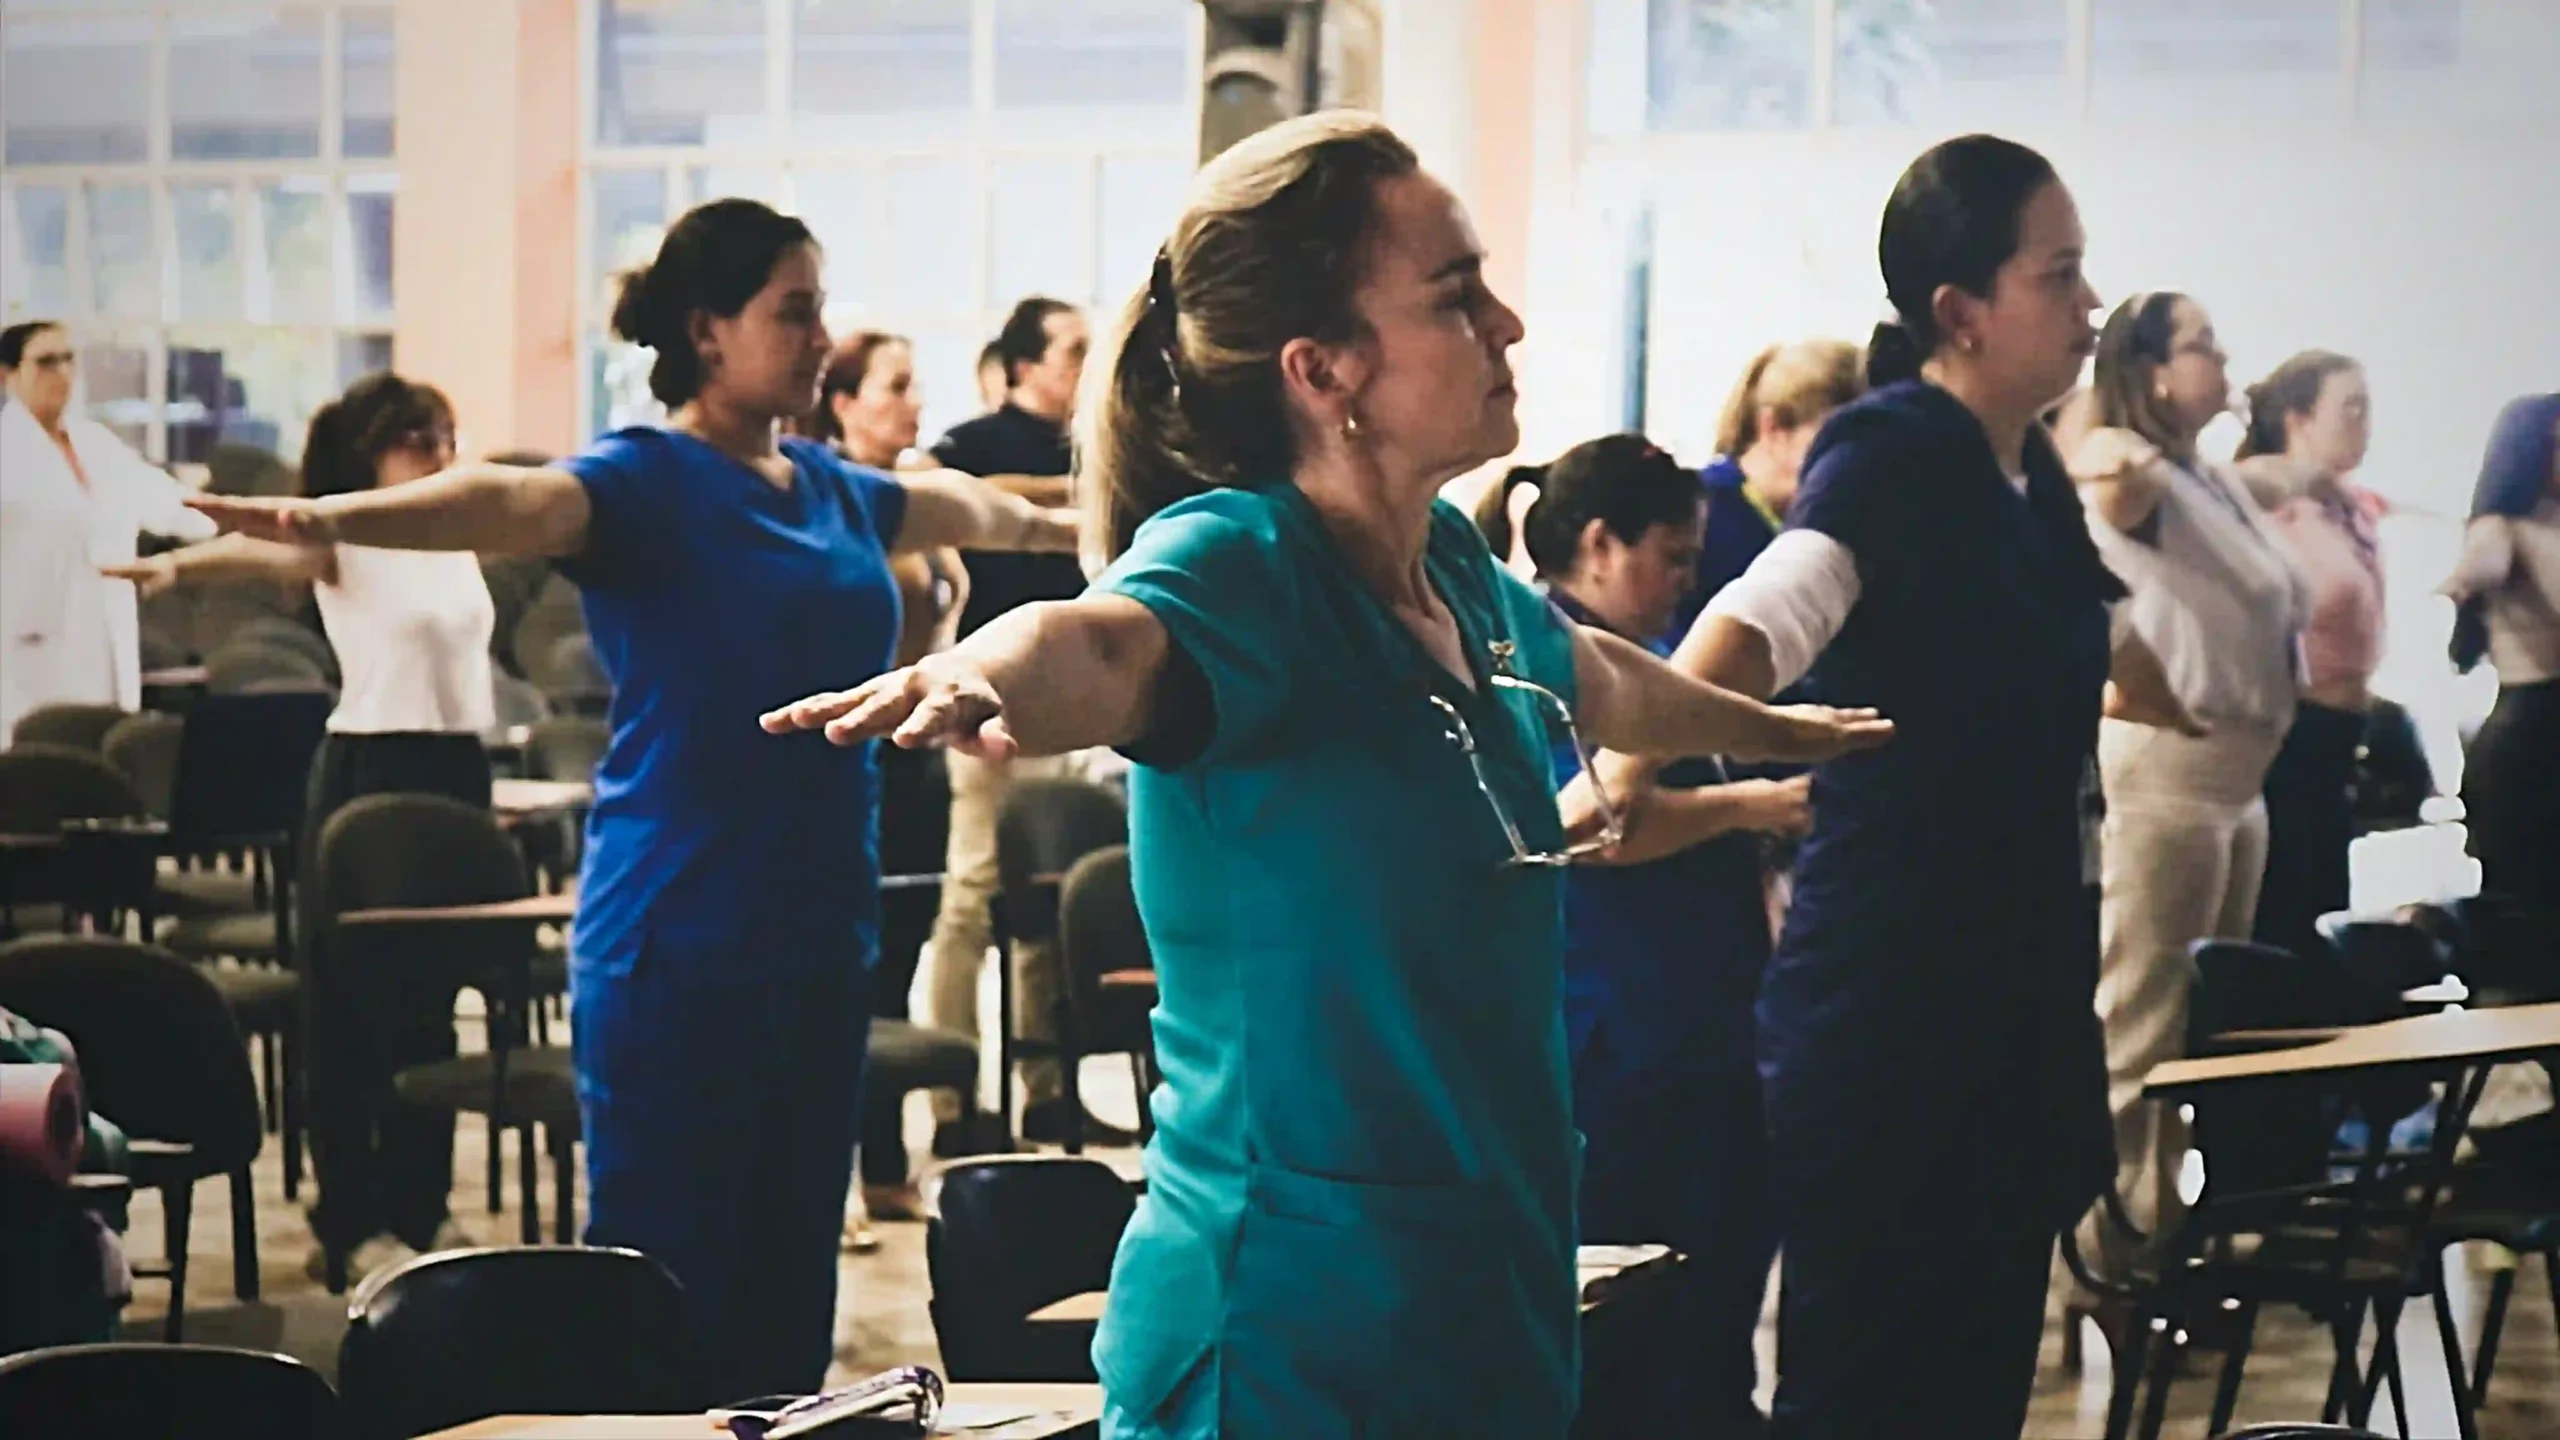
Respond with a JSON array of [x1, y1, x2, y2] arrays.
[[768, 114, 1890, 1439], [188, 198, 1080, 1400], [1477, 434, 1810, 1436], [1641, 137, 2194, 1437]]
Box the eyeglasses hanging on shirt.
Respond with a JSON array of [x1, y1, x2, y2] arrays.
[[1429, 638, 1628, 868]]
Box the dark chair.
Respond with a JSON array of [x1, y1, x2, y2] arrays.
[[204, 643, 329, 696], [991, 778, 1127, 1151], [102, 710, 185, 819], [865, 1016, 984, 1178], [2405, 894, 2560, 1005], [2350, 698, 2433, 835], [928, 1155, 1136, 1382], [228, 617, 339, 688], [0, 744, 156, 938], [10, 702, 132, 753], [1056, 846, 1159, 1142], [313, 794, 579, 1280], [0, 1343, 337, 1439], [338, 1246, 695, 1438], [0, 937, 266, 1336]]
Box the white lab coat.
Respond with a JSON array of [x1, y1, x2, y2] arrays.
[[0, 402, 216, 741]]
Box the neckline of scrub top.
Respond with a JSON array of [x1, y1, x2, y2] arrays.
[[1263, 480, 1500, 706], [658, 426, 812, 515]]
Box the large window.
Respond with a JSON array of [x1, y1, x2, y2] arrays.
[[582, 0, 1198, 442], [0, 1, 398, 464]]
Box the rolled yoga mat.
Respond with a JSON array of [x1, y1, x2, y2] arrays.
[[0, 1062, 87, 1184]]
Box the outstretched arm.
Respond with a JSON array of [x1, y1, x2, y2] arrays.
[[100, 534, 336, 597], [893, 470, 1079, 555], [186, 463, 591, 557], [1568, 623, 1891, 766]]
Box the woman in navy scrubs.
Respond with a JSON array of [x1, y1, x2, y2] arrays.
[[1644, 136, 2193, 1437], [189, 199, 1080, 1399], [1478, 434, 1810, 1435]]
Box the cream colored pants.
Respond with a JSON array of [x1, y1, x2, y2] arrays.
[[2082, 719, 2280, 1275], [910, 748, 1115, 1115]]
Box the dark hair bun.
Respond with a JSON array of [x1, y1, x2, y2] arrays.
[[1866, 320, 1922, 388]]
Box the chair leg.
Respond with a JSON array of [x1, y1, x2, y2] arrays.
[[2102, 1309, 2153, 1440], [518, 1123, 541, 1245], [2133, 1317, 2185, 1440], [488, 1113, 504, 1213], [162, 1180, 193, 1343], [2323, 1299, 2369, 1423], [2430, 1269, 2482, 1440], [2205, 1299, 2260, 1436], [261, 1031, 281, 1133], [550, 1127, 576, 1244], [228, 1166, 260, 1303], [279, 1023, 303, 1203], [2469, 1265, 2514, 1409], [2354, 1293, 2407, 1430]]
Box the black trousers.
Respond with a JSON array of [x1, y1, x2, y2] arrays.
[[2465, 679, 2560, 915], [861, 744, 950, 1187], [2253, 701, 2365, 964], [301, 730, 492, 1252]]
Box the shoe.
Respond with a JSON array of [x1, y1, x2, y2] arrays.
[[1018, 1099, 1140, 1148], [864, 1183, 927, 1222]]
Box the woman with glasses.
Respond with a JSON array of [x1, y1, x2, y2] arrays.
[[108, 372, 500, 1282], [1476, 434, 1810, 1436], [767, 114, 1886, 1439], [2066, 294, 2306, 1309], [0, 320, 217, 741]]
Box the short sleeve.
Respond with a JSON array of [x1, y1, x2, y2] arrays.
[[1091, 492, 1303, 770], [1787, 423, 1909, 575], [556, 431, 683, 591]]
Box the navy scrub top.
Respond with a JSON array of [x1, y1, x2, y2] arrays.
[[1760, 380, 2119, 1227], [558, 429, 908, 975]]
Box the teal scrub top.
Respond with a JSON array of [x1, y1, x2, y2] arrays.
[[1087, 484, 1584, 1440]]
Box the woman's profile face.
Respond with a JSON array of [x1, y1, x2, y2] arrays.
[[2155, 298, 2231, 438], [1964, 180, 2102, 414], [696, 241, 832, 421], [1583, 506, 1705, 639], [1341, 171, 1528, 483], [832, 340, 920, 462], [8, 325, 76, 420], [2289, 366, 2371, 478]]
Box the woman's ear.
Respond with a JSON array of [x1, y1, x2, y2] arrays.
[[1277, 335, 1373, 436], [1930, 283, 1984, 357]]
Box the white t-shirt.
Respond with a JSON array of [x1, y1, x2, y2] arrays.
[[314, 545, 497, 734]]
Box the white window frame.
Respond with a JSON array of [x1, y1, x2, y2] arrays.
[[0, 0, 400, 463], [574, 0, 1205, 442]]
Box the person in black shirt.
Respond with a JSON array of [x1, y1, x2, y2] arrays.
[[916, 296, 1136, 1148]]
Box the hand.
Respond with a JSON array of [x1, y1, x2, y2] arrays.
[[184, 493, 337, 545], [1736, 775, 1814, 837], [760, 652, 1017, 759], [1755, 704, 1893, 763], [2067, 427, 2163, 487], [98, 555, 176, 600]]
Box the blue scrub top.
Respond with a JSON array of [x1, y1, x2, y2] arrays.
[[1760, 381, 2117, 1225], [1087, 486, 1584, 1439], [557, 429, 907, 974], [1544, 589, 1769, 1081]]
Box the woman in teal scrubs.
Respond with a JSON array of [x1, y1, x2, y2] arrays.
[[767, 114, 1888, 1439]]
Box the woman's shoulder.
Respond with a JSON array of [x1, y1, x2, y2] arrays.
[[1127, 485, 1300, 554]]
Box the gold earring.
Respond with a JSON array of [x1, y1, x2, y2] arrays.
[[1342, 412, 1362, 442]]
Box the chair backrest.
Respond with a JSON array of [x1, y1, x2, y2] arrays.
[[169, 691, 333, 841], [1057, 845, 1149, 1046], [927, 1155, 1135, 1382], [0, 745, 151, 832], [0, 937, 262, 1169], [2317, 913, 2452, 1019], [995, 779, 1127, 936], [490, 671, 554, 732], [338, 1246, 696, 1438], [101, 711, 185, 819], [10, 703, 132, 753], [522, 717, 610, 782], [314, 793, 528, 922], [0, 1343, 337, 1439], [229, 617, 340, 685], [204, 642, 329, 696], [2407, 894, 2560, 1001]]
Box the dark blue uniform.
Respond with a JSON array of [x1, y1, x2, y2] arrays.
[[1762, 382, 2117, 1439], [1547, 589, 1776, 1435]]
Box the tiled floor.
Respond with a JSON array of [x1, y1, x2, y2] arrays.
[[122, 1053, 2556, 1439]]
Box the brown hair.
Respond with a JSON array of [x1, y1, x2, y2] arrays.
[[795, 331, 907, 444], [2237, 349, 2361, 462], [300, 372, 455, 499], [1471, 436, 1701, 579], [1712, 340, 1865, 457], [1079, 111, 1419, 561], [609, 199, 815, 408], [2090, 290, 2192, 456]]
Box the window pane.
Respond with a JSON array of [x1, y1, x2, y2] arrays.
[[347, 177, 396, 319], [80, 339, 154, 454], [885, 158, 976, 318], [794, 0, 973, 146], [993, 0, 1192, 140], [1646, 0, 1815, 132], [682, 165, 777, 208], [906, 324, 981, 449], [990, 158, 1094, 308], [88, 184, 160, 322], [168, 329, 338, 465], [343, 7, 397, 157], [2092, 0, 2344, 121], [596, 0, 768, 148], [2362, 0, 2560, 121], [3, 15, 152, 164], [173, 184, 248, 323], [591, 169, 670, 311], [1098, 155, 1191, 307], [792, 169, 882, 315], [261, 179, 335, 326], [171, 7, 327, 161], [5, 184, 77, 318], [338, 333, 394, 388], [1836, 0, 2072, 128]]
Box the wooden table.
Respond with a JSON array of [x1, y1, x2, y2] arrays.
[[2145, 1001, 2560, 1097], [1026, 1243, 1683, 1326], [492, 779, 594, 817], [417, 1383, 1102, 1439], [337, 891, 579, 928]]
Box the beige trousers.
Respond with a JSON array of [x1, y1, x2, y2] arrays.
[[910, 748, 1112, 1114], [2082, 719, 2280, 1275]]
